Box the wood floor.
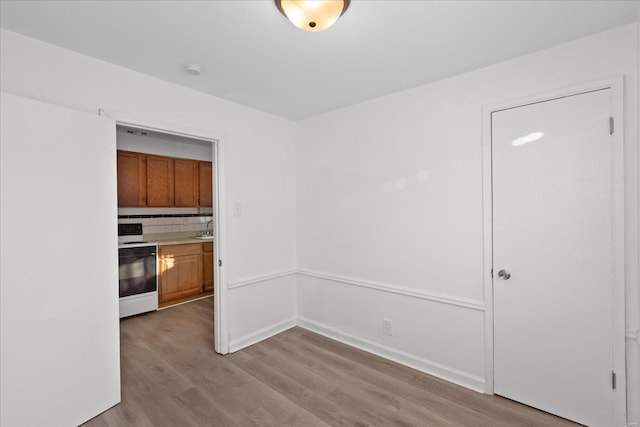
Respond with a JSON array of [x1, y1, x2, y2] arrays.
[[84, 298, 579, 427]]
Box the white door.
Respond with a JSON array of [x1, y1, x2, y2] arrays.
[[1, 92, 120, 425], [492, 88, 620, 427]]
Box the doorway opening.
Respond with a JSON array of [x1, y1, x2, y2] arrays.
[[102, 109, 226, 355]]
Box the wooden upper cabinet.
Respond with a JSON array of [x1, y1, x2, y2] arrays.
[[117, 151, 146, 207], [116, 150, 212, 208], [174, 159, 198, 207], [198, 161, 213, 207], [146, 155, 174, 207]]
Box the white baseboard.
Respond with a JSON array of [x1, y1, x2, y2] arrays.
[[297, 316, 485, 393], [228, 316, 297, 353], [156, 294, 212, 311]]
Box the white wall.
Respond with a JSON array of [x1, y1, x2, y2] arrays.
[[0, 29, 298, 354], [228, 273, 297, 352], [1, 93, 120, 426], [296, 23, 639, 423]]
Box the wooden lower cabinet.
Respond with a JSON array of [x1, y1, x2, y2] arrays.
[[158, 242, 214, 307], [159, 243, 203, 303], [203, 242, 214, 292]]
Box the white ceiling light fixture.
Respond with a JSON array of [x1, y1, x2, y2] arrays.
[[275, 0, 350, 32], [183, 64, 202, 76]]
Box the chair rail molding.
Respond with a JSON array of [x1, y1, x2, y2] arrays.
[[227, 269, 297, 290], [296, 269, 484, 311]]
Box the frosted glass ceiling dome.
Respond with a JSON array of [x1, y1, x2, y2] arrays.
[[275, 0, 350, 32]]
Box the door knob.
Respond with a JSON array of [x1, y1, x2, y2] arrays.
[[497, 269, 511, 280]]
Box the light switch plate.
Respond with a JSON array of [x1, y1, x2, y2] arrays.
[[232, 202, 242, 217]]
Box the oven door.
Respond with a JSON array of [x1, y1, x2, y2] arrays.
[[118, 245, 157, 298]]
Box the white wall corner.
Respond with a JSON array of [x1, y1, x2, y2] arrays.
[[228, 316, 298, 353]]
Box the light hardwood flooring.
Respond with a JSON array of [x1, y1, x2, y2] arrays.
[[84, 298, 578, 426]]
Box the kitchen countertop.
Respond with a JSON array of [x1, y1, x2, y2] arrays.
[[144, 232, 214, 246]]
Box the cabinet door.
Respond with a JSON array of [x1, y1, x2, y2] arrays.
[[159, 251, 203, 302], [203, 242, 214, 292], [117, 151, 146, 207], [146, 155, 174, 206], [174, 159, 198, 207], [198, 161, 213, 207]]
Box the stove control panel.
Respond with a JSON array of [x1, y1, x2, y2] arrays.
[[118, 223, 143, 237]]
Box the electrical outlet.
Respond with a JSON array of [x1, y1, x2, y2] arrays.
[[232, 202, 242, 217], [382, 319, 393, 336]]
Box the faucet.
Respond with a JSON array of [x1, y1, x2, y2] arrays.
[[205, 219, 213, 236]]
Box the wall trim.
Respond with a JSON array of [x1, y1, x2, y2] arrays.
[[227, 269, 485, 314], [297, 269, 485, 311], [297, 316, 486, 393], [227, 269, 297, 290], [228, 316, 297, 353], [98, 108, 223, 142]]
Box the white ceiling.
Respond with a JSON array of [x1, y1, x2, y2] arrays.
[[1, 1, 637, 120]]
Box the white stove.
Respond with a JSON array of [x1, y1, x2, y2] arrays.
[[118, 223, 158, 318]]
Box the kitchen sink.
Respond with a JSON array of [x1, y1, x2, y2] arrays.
[[194, 235, 214, 240]]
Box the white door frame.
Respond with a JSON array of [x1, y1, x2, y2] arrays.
[[481, 76, 626, 425], [99, 109, 229, 355]]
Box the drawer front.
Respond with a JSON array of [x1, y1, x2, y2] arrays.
[[159, 243, 202, 257], [202, 242, 213, 252]]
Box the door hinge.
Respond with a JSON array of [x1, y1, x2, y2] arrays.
[[612, 371, 616, 389], [218, 259, 222, 267], [609, 117, 614, 135]]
